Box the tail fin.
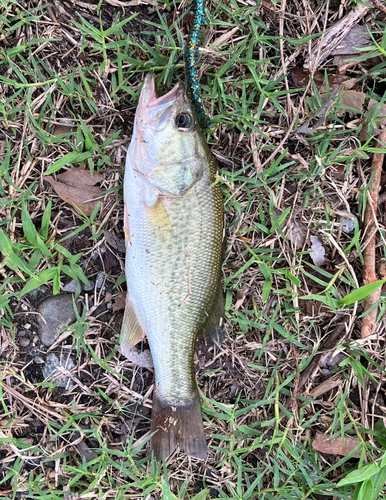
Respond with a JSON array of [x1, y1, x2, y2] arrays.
[[150, 388, 207, 460]]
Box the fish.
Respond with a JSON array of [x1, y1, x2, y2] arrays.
[[120, 73, 224, 460]]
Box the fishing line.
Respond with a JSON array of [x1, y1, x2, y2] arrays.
[[185, 0, 211, 129], [167, 0, 211, 128]]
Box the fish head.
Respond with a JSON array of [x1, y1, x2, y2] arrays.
[[132, 73, 207, 197]]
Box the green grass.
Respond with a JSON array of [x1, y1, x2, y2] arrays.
[[1, 0, 386, 498]]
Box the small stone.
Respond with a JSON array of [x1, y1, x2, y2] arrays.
[[340, 212, 357, 234], [27, 286, 48, 302], [83, 281, 95, 292], [24, 323, 31, 330], [36, 294, 80, 346], [63, 279, 78, 293], [42, 352, 75, 390], [18, 330, 26, 337], [21, 303, 28, 311], [32, 335, 39, 344], [95, 272, 105, 289], [34, 356, 45, 364], [19, 337, 30, 347]]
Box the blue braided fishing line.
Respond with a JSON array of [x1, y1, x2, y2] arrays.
[[186, 0, 211, 129]]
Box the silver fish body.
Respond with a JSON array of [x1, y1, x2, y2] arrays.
[[121, 73, 223, 459]]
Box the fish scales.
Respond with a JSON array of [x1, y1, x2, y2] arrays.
[[127, 167, 222, 403], [121, 74, 224, 459]]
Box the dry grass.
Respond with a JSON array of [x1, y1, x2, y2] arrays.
[[1, 0, 386, 498]]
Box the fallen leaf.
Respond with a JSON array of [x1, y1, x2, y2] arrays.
[[319, 75, 358, 94], [52, 119, 76, 136], [102, 248, 120, 273], [116, 345, 154, 369], [105, 229, 126, 253], [45, 168, 104, 216], [330, 164, 346, 181], [339, 90, 366, 113], [112, 291, 127, 313], [310, 236, 325, 267], [286, 222, 307, 249], [57, 167, 104, 187], [337, 91, 386, 140], [312, 432, 362, 458], [289, 68, 323, 89]]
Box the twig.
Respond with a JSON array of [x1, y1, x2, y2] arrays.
[[303, 3, 370, 69], [369, 0, 386, 15], [361, 129, 386, 338]]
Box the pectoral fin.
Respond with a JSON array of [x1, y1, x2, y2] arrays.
[[199, 281, 225, 345], [119, 295, 146, 355]]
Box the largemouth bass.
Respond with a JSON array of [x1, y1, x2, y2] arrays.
[[120, 73, 224, 460]]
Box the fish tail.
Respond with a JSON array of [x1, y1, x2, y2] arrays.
[[150, 388, 207, 460]]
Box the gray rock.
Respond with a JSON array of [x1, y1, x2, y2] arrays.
[[95, 272, 105, 289], [42, 352, 75, 390], [76, 440, 98, 462], [19, 337, 30, 347], [83, 281, 95, 292], [27, 286, 48, 302], [34, 356, 45, 364], [37, 294, 80, 346], [24, 323, 31, 330], [341, 213, 357, 234], [18, 330, 26, 337], [63, 279, 78, 293]]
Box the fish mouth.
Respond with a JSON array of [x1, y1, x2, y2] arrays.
[[138, 73, 184, 111]]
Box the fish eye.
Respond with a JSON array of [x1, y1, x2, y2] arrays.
[[175, 112, 193, 130]]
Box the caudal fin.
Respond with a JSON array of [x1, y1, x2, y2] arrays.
[[150, 388, 207, 460]]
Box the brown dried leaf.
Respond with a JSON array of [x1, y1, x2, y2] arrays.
[[289, 68, 323, 89], [319, 90, 386, 140], [57, 167, 104, 187], [112, 291, 127, 313], [312, 432, 362, 458], [290, 68, 358, 94], [339, 90, 366, 112], [45, 168, 104, 216], [102, 248, 119, 273], [319, 75, 358, 94], [330, 164, 346, 181], [52, 121, 76, 136]]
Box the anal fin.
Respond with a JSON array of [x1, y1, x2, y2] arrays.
[[150, 387, 207, 460], [199, 281, 225, 345], [119, 295, 146, 356]]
